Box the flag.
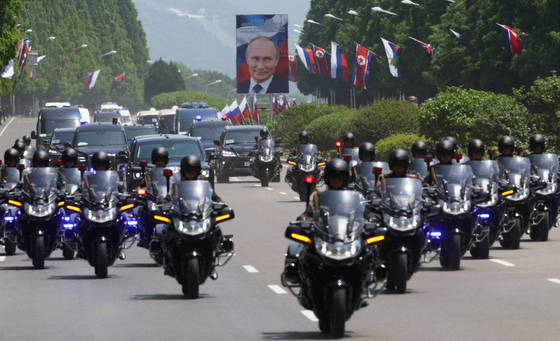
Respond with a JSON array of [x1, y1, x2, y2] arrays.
[[58, 58, 66, 73], [272, 96, 280, 114], [291, 99, 297, 107], [15, 39, 31, 80], [497, 23, 526, 59], [450, 29, 462, 39], [220, 104, 231, 121], [351, 43, 373, 90], [240, 96, 251, 121], [1, 60, 14, 79], [408, 36, 434, 62], [251, 94, 259, 124], [278, 97, 285, 113], [288, 53, 299, 82], [311, 44, 331, 76], [84, 70, 100, 91], [28, 69, 35, 78], [381, 38, 400, 78], [229, 100, 241, 125], [331, 41, 348, 81], [112, 72, 126, 89], [37, 55, 47, 63], [16, 24, 22, 30], [280, 97, 288, 112], [294, 44, 316, 74]]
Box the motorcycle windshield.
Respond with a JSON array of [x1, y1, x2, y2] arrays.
[[379, 178, 423, 213], [410, 159, 428, 180], [498, 157, 531, 188], [22, 168, 58, 198], [59, 168, 81, 194], [316, 190, 366, 241], [528, 154, 559, 183], [296, 144, 318, 156], [83, 171, 120, 204], [468, 160, 500, 192], [1, 167, 27, 190], [340, 148, 359, 161], [434, 164, 473, 201], [146, 167, 181, 198], [170, 180, 213, 216], [257, 140, 275, 151], [356, 162, 380, 186]]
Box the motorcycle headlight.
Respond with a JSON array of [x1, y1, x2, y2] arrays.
[[200, 169, 209, 177], [298, 163, 316, 172], [259, 155, 274, 162], [173, 217, 210, 235], [24, 203, 56, 217], [383, 213, 420, 232], [84, 207, 117, 223], [222, 150, 235, 157], [442, 201, 471, 214], [314, 237, 362, 260]]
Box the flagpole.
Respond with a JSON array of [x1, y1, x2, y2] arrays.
[[269, 94, 274, 123]]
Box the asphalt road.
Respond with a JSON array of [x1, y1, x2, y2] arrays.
[[1, 117, 560, 340]]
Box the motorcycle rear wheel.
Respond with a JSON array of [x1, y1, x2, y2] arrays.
[[330, 286, 346, 339], [470, 235, 490, 259], [538, 212, 549, 242], [509, 218, 521, 249], [394, 252, 408, 294], [32, 235, 45, 269], [62, 244, 74, 260], [183, 257, 199, 299], [95, 242, 108, 278], [4, 239, 16, 255]]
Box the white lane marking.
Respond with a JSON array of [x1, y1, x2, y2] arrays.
[[301, 310, 319, 322], [268, 285, 287, 294], [230, 177, 239, 181], [266, 187, 274, 191], [489, 259, 515, 267], [293, 197, 299, 200], [0, 117, 16, 137], [243, 265, 259, 273], [254, 184, 261, 187], [547, 278, 560, 285], [0, 256, 6, 262], [279, 192, 287, 195]]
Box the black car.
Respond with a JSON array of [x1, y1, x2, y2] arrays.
[[47, 127, 77, 165], [188, 119, 232, 159], [123, 124, 157, 146], [69, 122, 129, 171], [212, 125, 279, 183], [124, 134, 215, 191]]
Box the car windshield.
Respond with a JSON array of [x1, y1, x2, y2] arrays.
[[50, 130, 75, 147], [75, 130, 126, 147], [124, 126, 156, 141], [139, 115, 158, 125], [40, 119, 80, 136], [159, 116, 175, 134], [120, 115, 132, 124], [96, 113, 119, 122], [134, 140, 202, 161], [191, 126, 225, 140], [224, 130, 269, 144]]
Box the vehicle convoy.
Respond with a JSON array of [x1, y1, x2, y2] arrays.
[[122, 124, 157, 146], [249, 137, 283, 187], [175, 102, 219, 136], [31, 104, 84, 149], [148, 177, 235, 298], [281, 188, 388, 338], [188, 119, 232, 159], [286, 143, 326, 201]]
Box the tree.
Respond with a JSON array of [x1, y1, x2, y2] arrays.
[[0, 0, 22, 98], [144, 59, 186, 103]]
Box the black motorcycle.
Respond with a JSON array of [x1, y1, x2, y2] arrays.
[[286, 144, 326, 201], [281, 189, 388, 338], [527, 153, 559, 241], [149, 179, 234, 298], [57, 167, 84, 260], [9, 167, 64, 269], [249, 139, 283, 187], [66, 170, 136, 278], [0, 166, 26, 255]]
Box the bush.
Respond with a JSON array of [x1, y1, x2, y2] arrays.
[[340, 99, 420, 145], [305, 111, 356, 152], [375, 134, 431, 162], [419, 87, 535, 151], [150, 91, 229, 111]]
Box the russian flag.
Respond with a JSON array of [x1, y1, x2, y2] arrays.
[[229, 100, 241, 125], [497, 23, 525, 59], [311, 44, 330, 76], [84, 70, 101, 91], [408, 37, 434, 62], [381, 38, 400, 78], [288, 53, 299, 82], [240, 96, 251, 119], [351, 43, 373, 90], [331, 42, 348, 81], [294, 44, 316, 74]]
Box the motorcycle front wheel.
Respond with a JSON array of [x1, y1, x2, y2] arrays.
[[330, 286, 346, 339], [536, 211, 549, 242], [260, 169, 269, 188], [32, 235, 45, 269], [4, 238, 16, 255], [95, 242, 108, 278], [62, 244, 74, 260], [183, 257, 199, 299], [470, 233, 490, 259], [394, 252, 408, 294], [448, 234, 461, 270]]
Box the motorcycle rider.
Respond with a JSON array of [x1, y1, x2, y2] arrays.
[[22, 135, 31, 146], [13, 140, 26, 156], [290, 131, 310, 156], [152, 147, 169, 168], [358, 142, 376, 162], [498, 136, 515, 157], [385, 149, 419, 179], [3, 148, 20, 168], [252, 127, 271, 151], [91, 151, 111, 171], [529, 134, 545, 154], [411, 141, 428, 159], [423, 139, 455, 186], [468, 139, 485, 161], [336, 132, 356, 157], [176, 155, 222, 202], [31, 150, 50, 168]]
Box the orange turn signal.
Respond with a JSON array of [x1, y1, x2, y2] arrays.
[[317, 162, 326, 167], [58, 201, 65, 207], [366, 235, 385, 245], [290, 233, 312, 244], [501, 190, 515, 197], [216, 214, 231, 222], [8, 200, 22, 207], [288, 161, 297, 166], [154, 215, 171, 223], [67, 205, 81, 212], [120, 203, 134, 211]]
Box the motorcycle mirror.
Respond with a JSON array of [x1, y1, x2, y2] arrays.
[[303, 175, 316, 184], [429, 148, 436, 155], [254, 136, 259, 141], [213, 139, 221, 146], [293, 139, 299, 144], [55, 160, 63, 166]]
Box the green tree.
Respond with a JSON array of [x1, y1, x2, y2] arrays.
[[374, 133, 428, 162], [0, 0, 22, 98], [144, 59, 186, 103], [305, 110, 356, 152], [150, 91, 228, 111]]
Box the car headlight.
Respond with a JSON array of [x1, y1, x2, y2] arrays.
[[173, 217, 210, 235], [298, 163, 316, 172], [442, 201, 471, 214], [222, 150, 235, 157], [314, 237, 362, 260], [24, 203, 56, 217], [259, 155, 274, 162], [84, 207, 117, 223], [383, 213, 420, 231]]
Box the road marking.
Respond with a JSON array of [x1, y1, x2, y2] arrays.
[[266, 187, 274, 191], [293, 197, 299, 200], [489, 259, 515, 267], [243, 265, 259, 273], [0, 117, 16, 137], [268, 285, 287, 294], [0, 256, 6, 262], [230, 177, 239, 181], [279, 192, 287, 195], [301, 310, 319, 322], [254, 184, 261, 187], [547, 279, 560, 285]]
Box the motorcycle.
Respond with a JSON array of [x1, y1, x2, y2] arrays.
[[0, 166, 27, 255], [149, 177, 234, 298], [8, 167, 64, 269], [56, 166, 84, 260], [249, 139, 283, 187], [281, 186, 388, 338], [65, 170, 136, 278], [527, 153, 559, 241], [286, 144, 326, 201]]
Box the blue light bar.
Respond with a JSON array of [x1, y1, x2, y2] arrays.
[[430, 232, 442, 237], [125, 220, 138, 226], [63, 223, 75, 229], [80, 119, 86, 125], [478, 213, 490, 219], [196, 115, 202, 122], [64, 217, 70, 221], [4, 217, 14, 222]]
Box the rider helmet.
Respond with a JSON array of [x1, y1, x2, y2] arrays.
[[324, 158, 349, 183], [61, 148, 78, 166], [467, 139, 485, 158], [298, 131, 309, 143], [91, 151, 111, 170], [388, 149, 409, 170], [529, 134, 546, 153], [151, 147, 169, 166], [411, 141, 428, 157], [4, 148, 20, 165], [436, 139, 455, 159], [32, 150, 50, 167], [260, 128, 269, 139], [358, 142, 376, 161], [498, 136, 515, 154]]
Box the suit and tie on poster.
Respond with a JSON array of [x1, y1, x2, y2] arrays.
[[236, 14, 289, 94]]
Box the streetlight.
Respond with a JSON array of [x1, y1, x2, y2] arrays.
[[228, 88, 237, 100], [185, 73, 198, 79], [307, 19, 325, 26], [293, 29, 302, 34], [294, 24, 302, 28], [75, 44, 87, 50], [205, 80, 221, 93], [324, 13, 343, 21], [25, 29, 32, 33], [100, 50, 117, 57], [46, 36, 56, 41], [348, 10, 359, 15]]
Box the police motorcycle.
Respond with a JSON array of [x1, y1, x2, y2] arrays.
[[527, 153, 559, 241], [286, 143, 326, 201], [56, 162, 83, 260], [249, 137, 283, 187], [64, 170, 137, 278], [281, 177, 388, 338], [0, 164, 26, 255], [6, 167, 65, 269], [336, 141, 359, 168], [148, 172, 234, 298]]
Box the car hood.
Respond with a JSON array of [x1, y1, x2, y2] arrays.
[[75, 145, 128, 156], [226, 144, 254, 156]]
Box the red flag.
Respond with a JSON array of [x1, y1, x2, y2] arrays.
[[312, 44, 330, 76], [58, 58, 66, 73], [251, 95, 260, 124], [273, 96, 280, 114], [288, 53, 299, 82], [351, 43, 373, 90]]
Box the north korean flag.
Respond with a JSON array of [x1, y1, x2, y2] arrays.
[[351, 43, 373, 90], [497, 23, 525, 59], [288, 53, 299, 82], [408, 37, 434, 62], [312, 44, 330, 76]]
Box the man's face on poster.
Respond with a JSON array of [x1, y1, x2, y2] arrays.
[[246, 37, 279, 83]]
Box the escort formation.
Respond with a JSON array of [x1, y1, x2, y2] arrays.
[[1, 102, 559, 339]]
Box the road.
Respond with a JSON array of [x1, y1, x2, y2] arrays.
[[1, 117, 560, 340]]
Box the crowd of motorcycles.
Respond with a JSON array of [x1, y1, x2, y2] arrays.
[[2, 132, 559, 339]]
